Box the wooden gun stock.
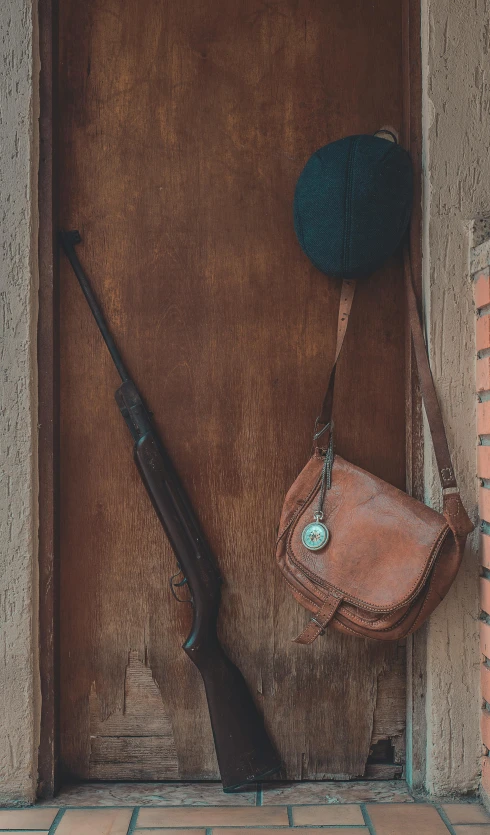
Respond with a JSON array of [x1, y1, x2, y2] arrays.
[[133, 428, 280, 790], [60, 229, 280, 792]]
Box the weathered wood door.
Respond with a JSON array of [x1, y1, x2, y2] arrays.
[[58, 0, 408, 781]]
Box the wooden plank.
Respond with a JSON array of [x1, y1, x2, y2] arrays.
[[364, 763, 404, 780], [370, 642, 406, 770], [88, 651, 179, 780], [90, 736, 177, 764], [58, 0, 406, 780]]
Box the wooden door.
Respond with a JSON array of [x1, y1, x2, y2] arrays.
[[58, 0, 408, 781]]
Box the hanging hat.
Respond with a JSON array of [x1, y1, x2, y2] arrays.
[[293, 132, 413, 280]]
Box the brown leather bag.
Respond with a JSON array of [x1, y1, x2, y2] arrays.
[[276, 250, 474, 644]]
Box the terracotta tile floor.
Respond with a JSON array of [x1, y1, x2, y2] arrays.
[[1, 782, 489, 834]]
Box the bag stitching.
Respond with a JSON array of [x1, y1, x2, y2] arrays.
[[284, 558, 440, 637], [284, 488, 450, 612], [338, 594, 425, 633], [285, 578, 318, 609], [332, 532, 453, 629], [280, 505, 450, 625], [329, 599, 425, 638], [286, 526, 448, 614], [408, 576, 438, 634], [285, 556, 432, 633], [286, 500, 451, 612]]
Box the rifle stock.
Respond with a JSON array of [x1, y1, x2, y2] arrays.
[[60, 229, 281, 792], [134, 429, 280, 790], [186, 638, 281, 790]]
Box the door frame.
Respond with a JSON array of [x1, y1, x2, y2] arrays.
[[36, 0, 423, 797], [38, 0, 60, 798]]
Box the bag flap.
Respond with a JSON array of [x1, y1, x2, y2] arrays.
[[281, 453, 449, 612]]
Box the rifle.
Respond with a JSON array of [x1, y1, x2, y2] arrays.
[[60, 230, 280, 792]]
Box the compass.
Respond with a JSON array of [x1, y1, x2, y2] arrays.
[[301, 517, 330, 551]]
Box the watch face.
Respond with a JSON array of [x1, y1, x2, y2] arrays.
[[301, 521, 330, 551]]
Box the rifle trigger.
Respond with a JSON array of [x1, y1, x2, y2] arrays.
[[170, 569, 191, 603]]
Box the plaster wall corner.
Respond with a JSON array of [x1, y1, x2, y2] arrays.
[[421, 0, 489, 797], [0, 0, 40, 805]]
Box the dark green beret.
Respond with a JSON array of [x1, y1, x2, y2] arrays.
[[293, 134, 413, 280]]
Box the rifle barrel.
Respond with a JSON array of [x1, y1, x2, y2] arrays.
[[59, 230, 131, 384]]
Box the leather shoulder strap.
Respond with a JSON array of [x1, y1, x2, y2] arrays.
[[403, 248, 473, 536], [316, 279, 356, 427], [316, 246, 472, 537], [403, 248, 456, 488]]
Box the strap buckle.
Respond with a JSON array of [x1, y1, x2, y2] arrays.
[[310, 616, 326, 635], [313, 418, 333, 444]]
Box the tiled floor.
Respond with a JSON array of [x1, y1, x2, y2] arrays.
[[1, 782, 489, 834]]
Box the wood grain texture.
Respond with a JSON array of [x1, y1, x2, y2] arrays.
[[58, 0, 406, 780], [89, 651, 179, 779], [364, 764, 403, 779], [370, 642, 406, 765]]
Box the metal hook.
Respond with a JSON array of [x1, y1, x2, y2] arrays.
[[374, 127, 399, 144]]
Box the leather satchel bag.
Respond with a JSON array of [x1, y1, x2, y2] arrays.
[[276, 250, 474, 644]]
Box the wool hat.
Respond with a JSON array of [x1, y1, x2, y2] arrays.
[[293, 133, 413, 280]]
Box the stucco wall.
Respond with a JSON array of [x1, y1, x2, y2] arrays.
[[421, 0, 487, 796], [0, 0, 40, 805]]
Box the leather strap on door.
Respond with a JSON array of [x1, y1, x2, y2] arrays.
[[316, 279, 356, 430], [403, 248, 455, 488], [403, 249, 471, 535], [316, 247, 470, 503]]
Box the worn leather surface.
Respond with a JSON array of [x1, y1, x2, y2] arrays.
[[283, 452, 448, 608], [276, 452, 468, 641]]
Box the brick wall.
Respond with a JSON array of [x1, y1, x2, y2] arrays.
[[474, 228, 490, 801]]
